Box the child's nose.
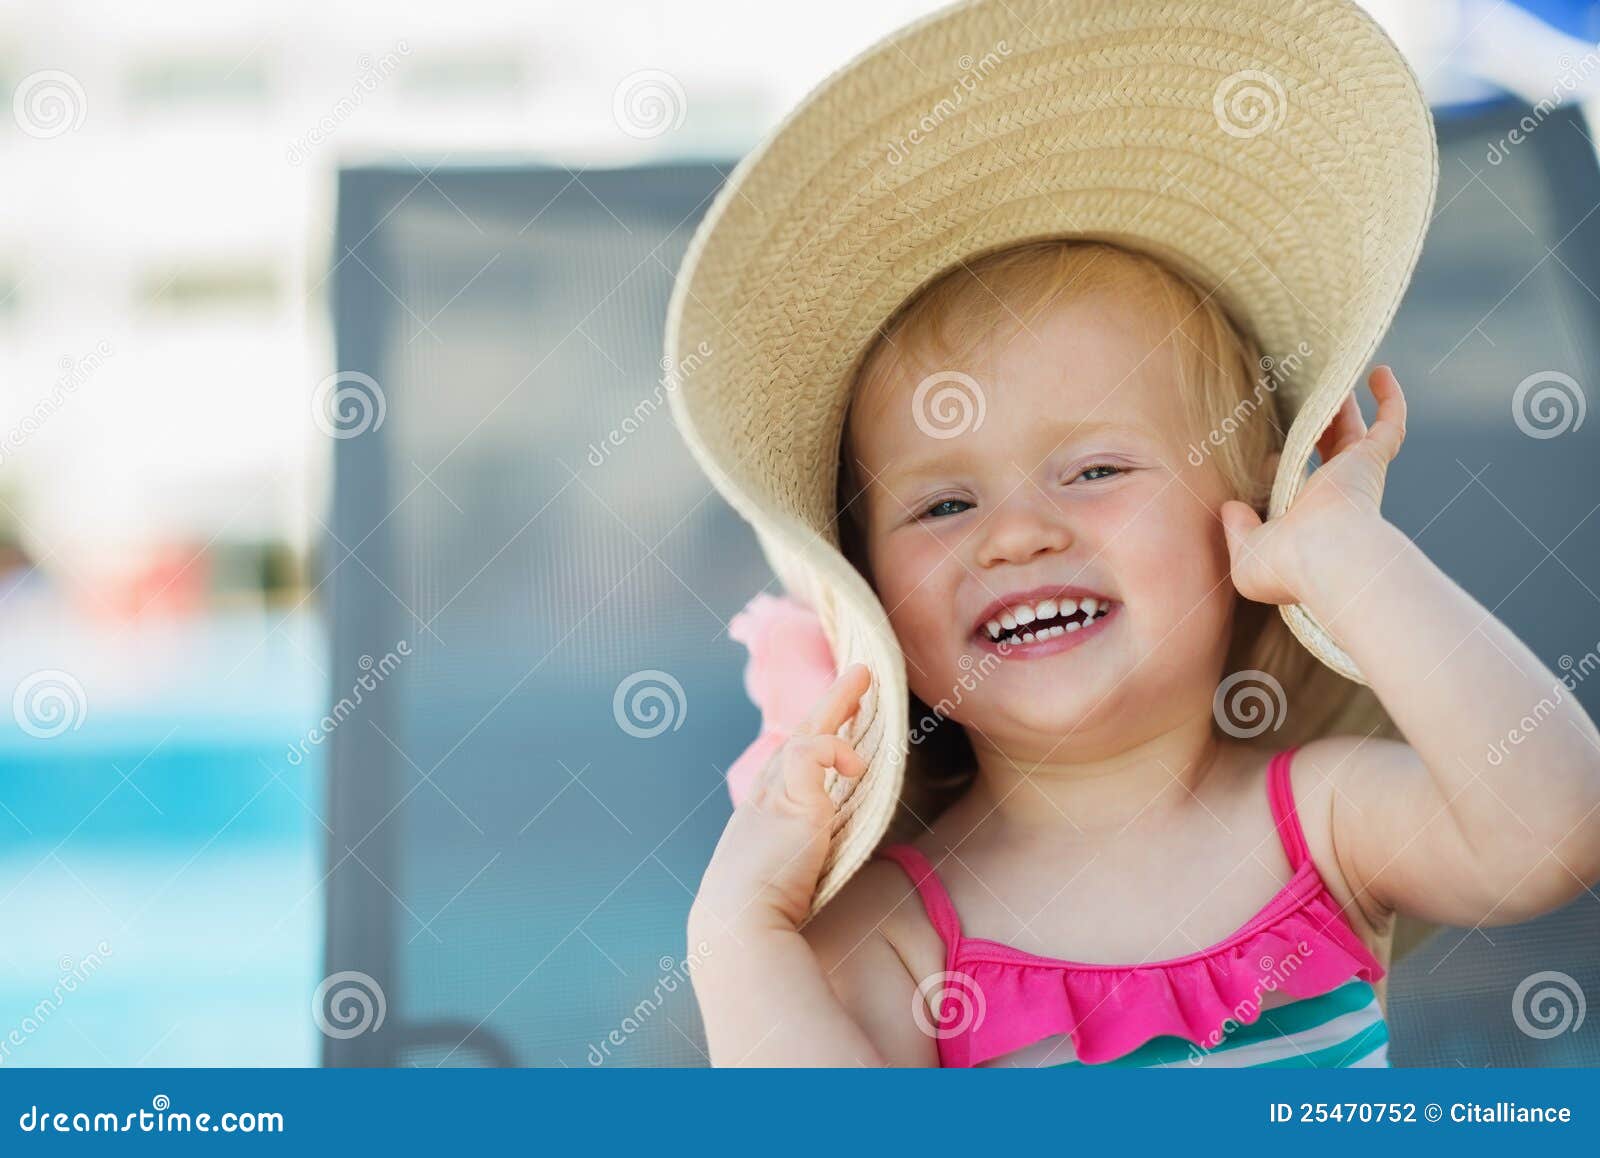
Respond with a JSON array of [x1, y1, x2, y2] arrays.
[[973, 498, 1074, 568]]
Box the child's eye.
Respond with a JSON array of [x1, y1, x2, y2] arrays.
[[1076, 464, 1122, 482], [920, 497, 972, 520]]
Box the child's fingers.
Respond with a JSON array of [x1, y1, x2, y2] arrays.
[[797, 662, 872, 737], [1316, 389, 1367, 464], [1364, 365, 1408, 459], [779, 733, 868, 810]]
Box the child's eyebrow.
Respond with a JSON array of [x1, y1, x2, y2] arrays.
[[880, 418, 1153, 485]]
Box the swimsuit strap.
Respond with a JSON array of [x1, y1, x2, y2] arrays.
[[874, 843, 963, 950], [1266, 745, 1310, 871]]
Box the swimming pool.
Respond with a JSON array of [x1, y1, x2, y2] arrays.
[[0, 606, 326, 1066]]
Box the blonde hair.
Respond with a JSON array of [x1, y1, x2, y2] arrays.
[[835, 238, 1396, 840]]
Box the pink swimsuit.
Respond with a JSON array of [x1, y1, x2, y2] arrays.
[[875, 745, 1391, 1067]]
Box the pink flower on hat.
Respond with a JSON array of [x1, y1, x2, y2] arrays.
[[724, 592, 837, 806]]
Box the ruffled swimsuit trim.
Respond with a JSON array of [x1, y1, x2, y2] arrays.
[[875, 745, 1386, 1067]]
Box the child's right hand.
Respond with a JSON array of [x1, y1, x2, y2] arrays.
[[690, 662, 873, 937]]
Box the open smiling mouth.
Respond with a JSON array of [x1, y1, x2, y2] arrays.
[[970, 594, 1120, 657]]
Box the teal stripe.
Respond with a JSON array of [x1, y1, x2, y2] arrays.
[[1042, 981, 1383, 1068]]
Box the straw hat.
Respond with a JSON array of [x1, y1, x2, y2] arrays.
[[664, 0, 1438, 918]]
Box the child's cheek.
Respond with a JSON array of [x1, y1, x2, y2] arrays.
[[868, 531, 951, 658], [1097, 488, 1234, 630], [874, 535, 980, 713]]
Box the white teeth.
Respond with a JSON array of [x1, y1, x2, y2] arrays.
[[982, 596, 1116, 645]]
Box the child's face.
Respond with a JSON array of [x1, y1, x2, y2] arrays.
[[846, 289, 1241, 754]]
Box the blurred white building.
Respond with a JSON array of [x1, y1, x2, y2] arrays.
[[0, 0, 945, 602]]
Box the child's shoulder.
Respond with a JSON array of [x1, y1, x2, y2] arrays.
[[1275, 734, 1416, 927]]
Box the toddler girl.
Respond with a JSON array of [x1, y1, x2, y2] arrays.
[[685, 236, 1600, 1067]]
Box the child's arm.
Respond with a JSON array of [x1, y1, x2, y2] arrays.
[[1222, 366, 1600, 927], [687, 664, 933, 1066], [686, 920, 894, 1066], [688, 870, 936, 1066]]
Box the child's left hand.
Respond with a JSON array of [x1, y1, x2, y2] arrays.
[[1219, 364, 1407, 605]]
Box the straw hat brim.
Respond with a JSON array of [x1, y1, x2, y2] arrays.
[[665, 0, 1438, 918]]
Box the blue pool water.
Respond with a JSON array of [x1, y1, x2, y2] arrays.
[[0, 606, 326, 1066]]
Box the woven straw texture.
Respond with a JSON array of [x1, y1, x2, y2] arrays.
[[665, 0, 1439, 918]]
